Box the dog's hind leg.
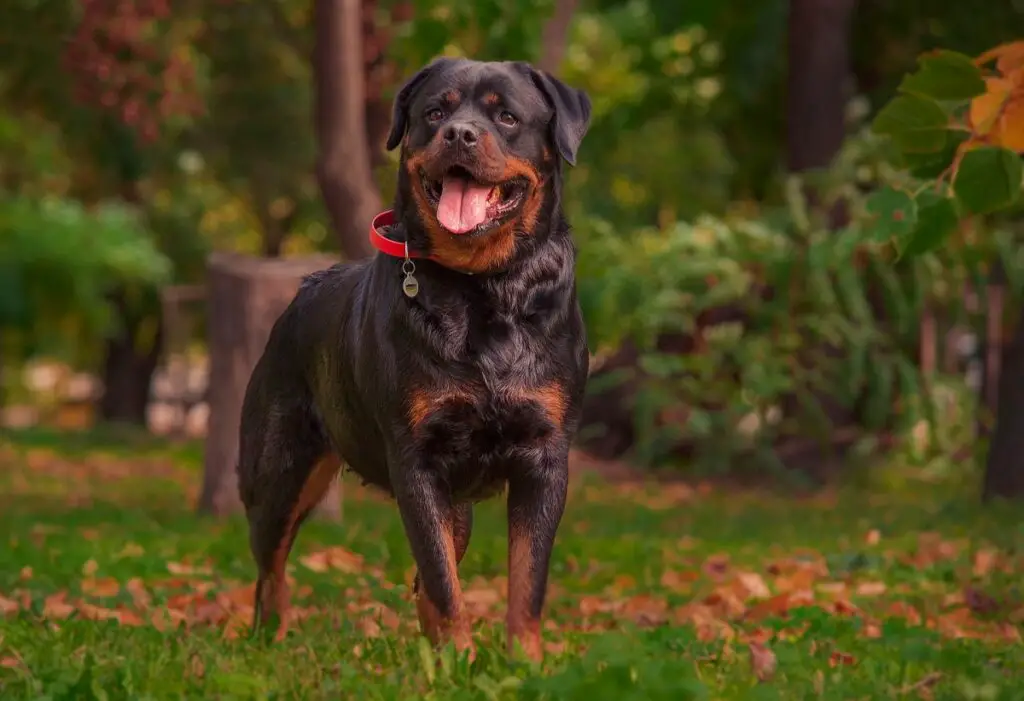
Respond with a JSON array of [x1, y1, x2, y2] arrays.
[[240, 405, 340, 641]]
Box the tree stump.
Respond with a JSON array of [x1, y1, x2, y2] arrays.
[[198, 252, 343, 518]]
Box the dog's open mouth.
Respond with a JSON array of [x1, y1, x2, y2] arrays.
[[422, 166, 527, 235]]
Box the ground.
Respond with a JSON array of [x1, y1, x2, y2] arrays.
[[0, 428, 1022, 700]]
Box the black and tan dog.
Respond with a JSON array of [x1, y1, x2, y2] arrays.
[[237, 57, 591, 660]]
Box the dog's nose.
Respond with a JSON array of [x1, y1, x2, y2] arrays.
[[443, 122, 479, 147]]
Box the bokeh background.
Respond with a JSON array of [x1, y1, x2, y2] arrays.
[[1, 2, 1024, 698], [2, 0, 1022, 492]]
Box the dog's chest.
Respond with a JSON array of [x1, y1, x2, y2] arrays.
[[413, 378, 565, 501]]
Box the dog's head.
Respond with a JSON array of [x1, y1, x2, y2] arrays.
[[387, 58, 591, 272]]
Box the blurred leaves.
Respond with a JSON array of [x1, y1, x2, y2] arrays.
[[0, 195, 170, 356]]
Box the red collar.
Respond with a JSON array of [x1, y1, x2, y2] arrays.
[[368, 209, 480, 276], [369, 210, 429, 260]]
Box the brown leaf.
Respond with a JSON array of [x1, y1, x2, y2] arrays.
[[749, 642, 777, 681], [887, 601, 922, 625], [736, 571, 771, 600], [622, 594, 668, 627], [702, 554, 731, 578], [81, 559, 99, 577], [972, 548, 998, 578], [81, 577, 120, 598], [463, 586, 502, 614], [963, 586, 1001, 615], [189, 653, 206, 679], [77, 601, 142, 626], [299, 546, 364, 574], [855, 581, 887, 597], [166, 561, 213, 576], [865, 529, 881, 546], [0, 594, 20, 616], [19, 566, 32, 581], [828, 651, 856, 668], [358, 617, 382, 638], [43, 592, 75, 619], [126, 578, 152, 609], [659, 569, 699, 591]]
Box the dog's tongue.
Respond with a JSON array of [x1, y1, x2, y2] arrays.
[[437, 175, 492, 234]]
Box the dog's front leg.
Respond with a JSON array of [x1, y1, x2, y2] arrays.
[[393, 463, 474, 657], [506, 448, 569, 661]]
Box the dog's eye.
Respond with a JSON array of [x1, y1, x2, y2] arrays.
[[497, 110, 519, 127], [425, 108, 444, 123]]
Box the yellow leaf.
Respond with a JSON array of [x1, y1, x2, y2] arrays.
[[994, 97, 1024, 152], [977, 41, 1024, 76], [970, 78, 1013, 135]]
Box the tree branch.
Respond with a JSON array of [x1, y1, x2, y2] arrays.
[[313, 0, 380, 260]]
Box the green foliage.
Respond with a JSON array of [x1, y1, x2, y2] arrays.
[[901, 192, 958, 258], [864, 187, 917, 243], [0, 196, 170, 360], [953, 147, 1024, 215], [897, 50, 986, 102], [575, 124, 1008, 469], [870, 43, 1023, 256], [872, 95, 950, 154]]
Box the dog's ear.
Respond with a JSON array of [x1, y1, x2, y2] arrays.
[[386, 58, 457, 152], [520, 65, 592, 166]]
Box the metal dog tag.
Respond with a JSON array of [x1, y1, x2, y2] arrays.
[[402, 273, 419, 298], [401, 256, 419, 298]]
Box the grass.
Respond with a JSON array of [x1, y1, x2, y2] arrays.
[[1, 427, 1023, 700]]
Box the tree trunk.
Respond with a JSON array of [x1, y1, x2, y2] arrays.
[[982, 292, 1024, 500], [197, 253, 342, 517], [98, 290, 163, 426], [773, 0, 859, 474], [361, 0, 394, 170], [538, 0, 579, 75], [785, 0, 857, 173], [313, 0, 381, 260]]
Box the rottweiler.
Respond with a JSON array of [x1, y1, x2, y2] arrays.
[[236, 57, 592, 661]]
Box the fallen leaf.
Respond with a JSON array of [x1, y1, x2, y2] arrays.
[[736, 571, 771, 600], [167, 561, 213, 576], [622, 594, 668, 626], [963, 586, 1001, 615], [0, 594, 19, 616], [19, 567, 32, 581], [829, 651, 857, 667], [126, 578, 152, 609], [749, 642, 777, 681], [972, 548, 998, 578], [702, 554, 731, 578], [116, 542, 146, 559], [42, 592, 75, 619], [463, 586, 502, 613], [299, 547, 364, 574], [189, 653, 206, 679], [887, 601, 922, 625], [855, 581, 887, 597], [0, 656, 22, 669], [358, 617, 382, 638], [81, 577, 120, 598], [81, 559, 99, 577], [660, 569, 699, 591], [865, 529, 881, 546]]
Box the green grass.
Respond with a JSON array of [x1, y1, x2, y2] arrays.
[[1, 428, 1023, 700]]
